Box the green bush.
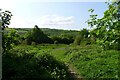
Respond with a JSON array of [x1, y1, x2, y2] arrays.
[[74, 36, 81, 45], [31, 42, 37, 45], [64, 45, 119, 78], [2, 48, 70, 79]]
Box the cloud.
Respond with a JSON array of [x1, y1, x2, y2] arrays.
[[9, 15, 76, 30], [39, 15, 75, 27]]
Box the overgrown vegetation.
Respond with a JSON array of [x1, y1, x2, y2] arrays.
[[86, 2, 120, 50], [1, 1, 119, 79], [2, 48, 71, 80], [51, 45, 118, 78]]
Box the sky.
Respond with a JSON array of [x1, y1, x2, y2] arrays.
[[0, 0, 109, 30]]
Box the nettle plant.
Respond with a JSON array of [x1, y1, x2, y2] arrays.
[[87, 2, 120, 50]]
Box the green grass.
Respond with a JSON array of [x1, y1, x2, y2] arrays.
[[5, 44, 119, 79], [48, 44, 119, 78], [3, 44, 71, 79]]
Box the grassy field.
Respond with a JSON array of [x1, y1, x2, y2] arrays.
[[50, 45, 118, 78], [8, 44, 119, 79]]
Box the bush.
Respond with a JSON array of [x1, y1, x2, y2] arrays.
[[2, 49, 71, 79], [64, 45, 119, 78], [54, 41, 58, 44], [74, 36, 81, 45], [31, 42, 37, 45]]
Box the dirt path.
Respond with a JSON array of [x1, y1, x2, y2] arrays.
[[51, 47, 85, 80], [65, 63, 85, 80]]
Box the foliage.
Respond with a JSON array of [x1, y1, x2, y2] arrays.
[[68, 46, 118, 78], [51, 35, 73, 45], [14, 28, 79, 38], [0, 9, 12, 30], [74, 36, 81, 45], [2, 29, 20, 52], [24, 25, 53, 44], [74, 28, 90, 45], [0, 10, 19, 53], [40, 28, 79, 39], [2, 46, 71, 79], [50, 44, 119, 78], [2, 2, 120, 79], [87, 2, 120, 50], [15, 28, 78, 44], [24, 30, 33, 45], [3, 42, 119, 79]]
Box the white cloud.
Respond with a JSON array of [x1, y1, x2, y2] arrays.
[[9, 15, 76, 30], [39, 15, 75, 26]]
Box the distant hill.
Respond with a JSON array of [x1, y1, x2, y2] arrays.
[[14, 28, 79, 38]]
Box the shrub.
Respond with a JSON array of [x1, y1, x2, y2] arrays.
[[2, 49, 71, 79], [31, 42, 37, 45]]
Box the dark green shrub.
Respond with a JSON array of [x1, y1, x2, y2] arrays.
[[2, 49, 70, 79]]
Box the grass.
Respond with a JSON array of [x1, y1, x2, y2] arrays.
[[3, 44, 71, 79], [4, 44, 119, 79], [49, 44, 119, 78]]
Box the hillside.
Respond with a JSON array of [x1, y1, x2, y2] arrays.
[[13, 28, 79, 38]]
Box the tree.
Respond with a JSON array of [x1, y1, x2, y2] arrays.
[[3, 29, 20, 51], [25, 25, 53, 44], [24, 30, 33, 45], [74, 28, 90, 45], [87, 2, 120, 50], [0, 9, 13, 53], [0, 9, 12, 30], [80, 28, 89, 38], [74, 36, 81, 45]]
